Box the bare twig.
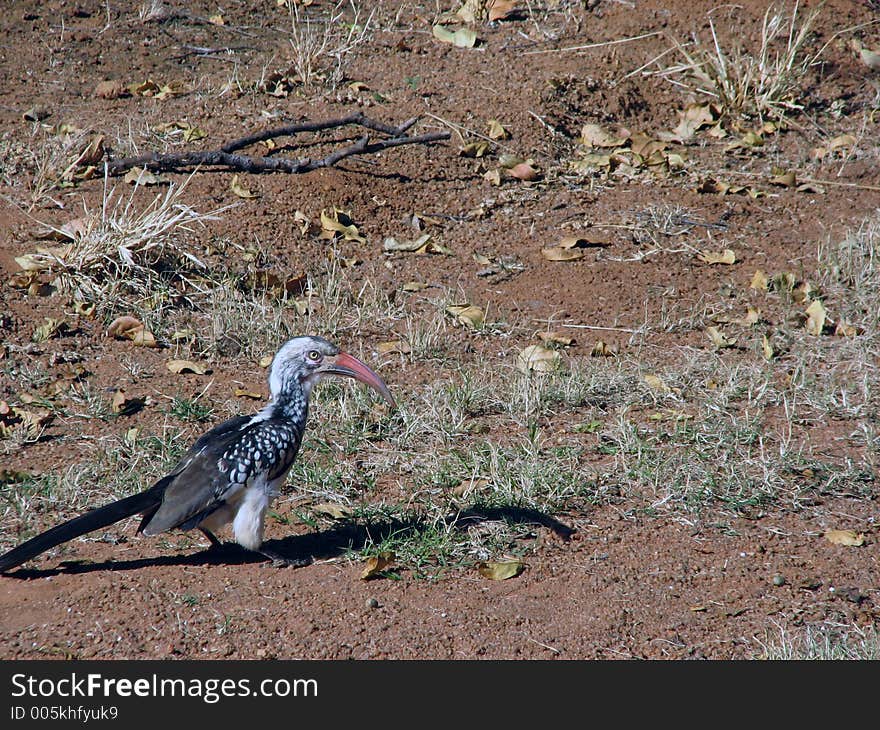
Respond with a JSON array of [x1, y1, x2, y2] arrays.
[[524, 31, 662, 55], [103, 114, 448, 176]]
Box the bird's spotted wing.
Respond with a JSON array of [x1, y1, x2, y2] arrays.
[[140, 416, 304, 536]]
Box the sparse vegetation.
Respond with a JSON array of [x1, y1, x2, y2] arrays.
[[1, 0, 877, 659], [666, 2, 822, 121]]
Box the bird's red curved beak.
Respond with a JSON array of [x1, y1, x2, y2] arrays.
[[320, 352, 397, 408]]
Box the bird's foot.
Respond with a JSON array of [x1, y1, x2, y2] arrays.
[[258, 547, 312, 568]]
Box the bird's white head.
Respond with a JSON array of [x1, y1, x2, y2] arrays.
[[267, 335, 396, 408]]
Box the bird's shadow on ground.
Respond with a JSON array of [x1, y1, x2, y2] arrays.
[[5, 506, 575, 579]]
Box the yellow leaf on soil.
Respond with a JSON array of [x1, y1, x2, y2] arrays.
[[834, 321, 861, 338], [739, 307, 760, 326], [516, 345, 560, 373], [537, 331, 573, 346], [828, 134, 856, 151], [32, 318, 66, 343], [761, 335, 774, 361], [230, 174, 258, 199], [698, 249, 737, 265], [110, 389, 142, 415], [591, 340, 617, 357], [402, 281, 429, 292], [805, 299, 827, 336], [234, 388, 264, 400], [644, 374, 669, 393], [166, 359, 209, 375], [383, 234, 450, 255], [769, 170, 797, 187], [541, 246, 584, 262], [824, 529, 865, 547], [432, 25, 477, 48], [377, 340, 411, 355], [361, 552, 395, 579], [487, 119, 509, 140], [706, 326, 736, 348], [460, 140, 490, 157], [483, 168, 502, 186], [477, 560, 524, 580], [750, 269, 768, 290], [320, 208, 366, 244], [557, 234, 610, 249], [447, 304, 484, 329], [580, 123, 627, 148], [313, 503, 352, 520], [123, 167, 165, 186]]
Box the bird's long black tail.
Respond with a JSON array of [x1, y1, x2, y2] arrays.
[[0, 486, 164, 573]]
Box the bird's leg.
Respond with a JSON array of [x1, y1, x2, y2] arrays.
[[257, 546, 312, 569], [199, 528, 224, 549]]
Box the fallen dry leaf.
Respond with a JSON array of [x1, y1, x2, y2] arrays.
[[537, 331, 574, 346], [361, 552, 395, 579], [446, 304, 484, 329], [488, 0, 517, 21], [377, 340, 411, 355], [769, 170, 797, 188], [509, 161, 540, 181], [824, 529, 865, 547], [432, 24, 477, 48], [110, 389, 144, 415], [166, 359, 209, 375], [859, 46, 880, 70], [591, 340, 617, 357], [313, 503, 352, 520], [739, 307, 761, 326], [487, 119, 509, 140], [580, 123, 627, 148], [460, 140, 490, 157], [107, 315, 158, 347], [750, 269, 768, 291], [556, 234, 611, 249], [402, 281, 429, 293], [483, 168, 502, 186], [516, 344, 560, 373], [234, 388, 263, 400], [834, 321, 861, 338], [124, 167, 165, 186], [320, 208, 366, 244], [698, 249, 737, 265], [541, 246, 584, 262], [706, 326, 736, 349], [383, 234, 451, 255], [94, 79, 128, 99], [761, 334, 774, 361], [644, 374, 670, 393], [32, 318, 67, 343], [804, 299, 827, 336], [230, 174, 258, 199], [477, 560, 524, 580]]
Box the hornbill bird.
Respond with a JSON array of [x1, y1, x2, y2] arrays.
[[0, 336, 396, 573]]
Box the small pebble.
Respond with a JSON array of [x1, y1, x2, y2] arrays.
[[772, 575, 786, 587], [365, 597, 379, 609]]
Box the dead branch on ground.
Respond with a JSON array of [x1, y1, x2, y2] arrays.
[[105, 113, 450, 176]]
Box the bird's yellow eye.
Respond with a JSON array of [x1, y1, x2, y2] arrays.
[[308, 350, 321, 362]]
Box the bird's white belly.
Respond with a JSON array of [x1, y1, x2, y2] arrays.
[[198, 474, 286, 550]]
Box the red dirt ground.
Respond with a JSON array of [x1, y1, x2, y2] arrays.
[[0, 0, 878, 659]]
